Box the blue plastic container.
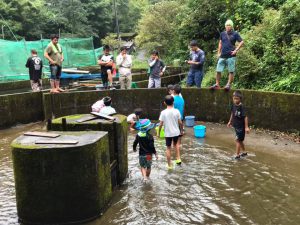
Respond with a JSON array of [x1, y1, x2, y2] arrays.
[[194, 125, 206, 138], [185, 116, 195, 127]]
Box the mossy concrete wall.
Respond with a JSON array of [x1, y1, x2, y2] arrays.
[[0, 92, 44, 129], [0, 79, 48, 92], [49, 114, 128, 185], [11, 131, 111, 224], [43, 89, 300, 132]]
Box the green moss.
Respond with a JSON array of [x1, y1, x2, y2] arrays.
[[11, 142, 40, 150]]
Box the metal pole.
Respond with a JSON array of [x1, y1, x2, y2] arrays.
[[113, 0, 120, 43]]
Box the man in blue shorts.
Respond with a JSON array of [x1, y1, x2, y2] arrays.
[[210, 20, 244, 91]]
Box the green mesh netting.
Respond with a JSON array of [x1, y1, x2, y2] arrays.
[[0, 37, 102, 81]]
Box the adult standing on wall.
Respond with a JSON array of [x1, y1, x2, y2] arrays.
[[116, 46, 133, 89], [26, 49, 43, 92], [148, 51, 166, 88], [186, 40, 205, 88], [210, 19, 244, 91], [44, 34, 64, 93]]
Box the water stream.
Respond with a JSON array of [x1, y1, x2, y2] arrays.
[[1, 123, 300, 225]]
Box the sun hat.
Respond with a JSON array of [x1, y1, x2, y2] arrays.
[[139, 119, 155, 132], [225, 19, 234, 27]]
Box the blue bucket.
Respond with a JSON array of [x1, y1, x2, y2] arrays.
[[194, 125, 206, 138], [185, 116, 195, 127]]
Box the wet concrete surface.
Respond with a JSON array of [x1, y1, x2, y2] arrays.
[[0, 122, 300, 225]]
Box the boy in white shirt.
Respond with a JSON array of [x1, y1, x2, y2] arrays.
[[99, 96, 116, 115], [158, 95, 183, 169]]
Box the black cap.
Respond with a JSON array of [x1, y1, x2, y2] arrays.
[[190, 40, 198, 47]]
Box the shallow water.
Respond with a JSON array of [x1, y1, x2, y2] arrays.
[[1, 124, 300, 225]]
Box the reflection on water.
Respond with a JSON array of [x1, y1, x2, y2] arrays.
[[1, 124, 300, 225]]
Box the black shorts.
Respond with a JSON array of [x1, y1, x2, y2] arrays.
[[101, 70, 108, 86], [50, 65, 62, 80], [235, 128, 245, 141], [165, 136, 179, 147]]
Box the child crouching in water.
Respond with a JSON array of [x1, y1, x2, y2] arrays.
[[133, 119, 158, 182], [227, 91, 250, 159], [127, 108, 143, 131]]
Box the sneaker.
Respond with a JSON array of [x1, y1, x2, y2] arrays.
[[109, 86, 116, 90], [240, 152, 248, 157], [175, 159, 182, 165], [210, 84, 220, 90], [234, 155, 241, 160], [224, 84, 231, 91], [166, 164, 173, 170]]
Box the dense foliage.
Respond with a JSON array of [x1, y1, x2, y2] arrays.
[[1, 0, 299, 92], [136, 0, 300, 93], [0, 0, 147, 42]]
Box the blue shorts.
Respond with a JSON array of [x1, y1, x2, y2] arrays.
[[50, 65, 62, 80], [235, 128, 245, 141], [187, 70, 204, 88], [139, 155, 152, 169], [216, 57, 236, 73]]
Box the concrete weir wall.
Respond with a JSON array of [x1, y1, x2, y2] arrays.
[[0, 92, 44, 129], [43, 89, 300, 132], [0, 88, 299, 132]]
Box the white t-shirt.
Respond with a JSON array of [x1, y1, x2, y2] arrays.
[[127, 113, 137, 122], [159, 107, 181, 137], [91, 99, 104, 112], [100, 106, 116, 116]]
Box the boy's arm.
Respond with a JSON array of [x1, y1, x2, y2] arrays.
[[217, 40, 222, 57], [227, 113, 233, 127], [158, 121, 163, 137], [245, 116, 250, 133], [178, 119, 183, 134], [133, 135, 138, 152], [149, 135, 158, 159], [25, 58, 30, 68]]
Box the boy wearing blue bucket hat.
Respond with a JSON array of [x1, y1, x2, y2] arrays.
[[133, 119, 158, 181], [227, 90, 250, 159]]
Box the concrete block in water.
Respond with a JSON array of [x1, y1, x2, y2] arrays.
[[50, 114, 128, 185], [11, 131, 112, 224]]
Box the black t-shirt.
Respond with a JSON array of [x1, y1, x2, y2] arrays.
[[98, 54, 114, 72], [25, 56, 43, 81], [133, 133, 156, 156], [231, 103, 246, 129], [220, 31, 243, 58]]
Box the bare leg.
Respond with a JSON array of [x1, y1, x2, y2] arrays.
[[240, 141, 245, 152], [216, 72, 222, 86], [146, 168, 151, 178], [175, 138, 181, 161], [50, 79, 59, 93], [141, 167, 147, 180], [166, 146, 172, 167], [235, 140, 241, 156], [227, 72, 234, 85], [55, 80, 65, 92], [107, 70, 113, 87]]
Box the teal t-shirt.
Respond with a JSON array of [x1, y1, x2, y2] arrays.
[[174, 95, 185, 120]]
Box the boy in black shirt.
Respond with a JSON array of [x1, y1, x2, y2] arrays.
[[25, 49, 43, 92], [227, 91, 250, 159], [133, 119, 158, 182]]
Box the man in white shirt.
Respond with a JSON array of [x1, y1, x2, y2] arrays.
[[116, 47, 133, 89], [158, 95, 183, 169]]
